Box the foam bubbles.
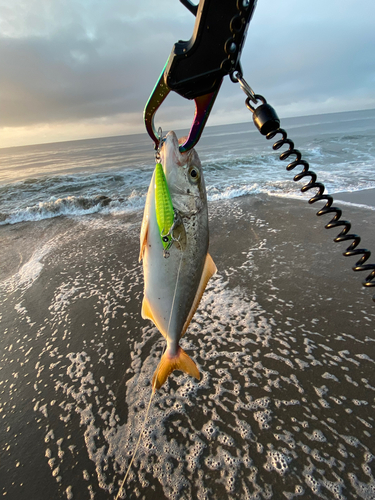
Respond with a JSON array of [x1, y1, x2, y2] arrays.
[[254, 410, 272, 430], [264, 450, 290, 475]]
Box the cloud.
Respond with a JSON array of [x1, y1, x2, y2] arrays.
[[1, 0, 375, 147], [0, 0, 193, 128], [0, 9, 187, 125]]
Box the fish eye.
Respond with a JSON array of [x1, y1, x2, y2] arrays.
[[188, 167, 200, 182], [162, 236, 169, 242]]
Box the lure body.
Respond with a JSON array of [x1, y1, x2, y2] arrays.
[[154, 162, 174, 249]]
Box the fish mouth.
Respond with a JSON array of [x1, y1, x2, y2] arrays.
[[160, 131, 205, 214], [161, 131, 187, 174]]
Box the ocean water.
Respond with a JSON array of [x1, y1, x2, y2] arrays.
[[1, 108, 375, 226]]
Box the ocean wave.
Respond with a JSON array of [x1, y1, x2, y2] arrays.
[[0, 192, 146, 226], [207, 183, 261, 201], [4, 179, 373, 226], [2, 174, 374, 225], [206, 178, 304, 202]]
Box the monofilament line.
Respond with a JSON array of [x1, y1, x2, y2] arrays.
[[115, 249, 183, 499], [114, 390, 155, 500], [166, 247, 184, 338]]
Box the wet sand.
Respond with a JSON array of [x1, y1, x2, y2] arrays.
[[334, 188, 375, 209], [1, 192, 375, 500]]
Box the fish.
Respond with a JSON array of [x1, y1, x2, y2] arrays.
[[139, 131, 217, 391]]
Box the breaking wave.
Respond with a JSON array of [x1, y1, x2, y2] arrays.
[[0, 192, 146, 226]]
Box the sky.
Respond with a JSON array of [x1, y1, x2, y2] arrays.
[[1, 0, 375, 148]]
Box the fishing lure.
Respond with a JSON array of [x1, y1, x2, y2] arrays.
[[154, 162, 174, 250]]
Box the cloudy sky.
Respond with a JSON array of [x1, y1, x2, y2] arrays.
[[1, 0, 375, 148]]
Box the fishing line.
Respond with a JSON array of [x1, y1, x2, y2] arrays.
[[115, 390, 155, 500], [166, 245, 184, 338], [115, 247, 184, 499]]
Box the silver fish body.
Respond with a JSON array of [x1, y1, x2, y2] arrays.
[[139, 131, 216, 390]]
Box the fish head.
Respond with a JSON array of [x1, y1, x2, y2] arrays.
[[160, 131, 206, 215]]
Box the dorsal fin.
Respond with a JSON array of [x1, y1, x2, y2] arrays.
[[181, 253, 217, 337]]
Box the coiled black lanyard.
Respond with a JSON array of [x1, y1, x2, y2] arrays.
[[234, 73, 375, 303]]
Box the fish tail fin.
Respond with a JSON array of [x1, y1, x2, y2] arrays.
[[152, 347, 200, 392]]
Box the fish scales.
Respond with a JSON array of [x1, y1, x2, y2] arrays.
[[139, 131, 216, 391]]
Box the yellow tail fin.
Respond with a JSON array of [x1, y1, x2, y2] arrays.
[[152, 347, 200, 392]]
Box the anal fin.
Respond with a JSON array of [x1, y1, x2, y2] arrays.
[[182, 253, 217, 337], [141, 296, 156, 323]]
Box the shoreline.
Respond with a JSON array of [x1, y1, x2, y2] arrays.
[[266, 187, 375, 211], [332, 187, 375, 208]]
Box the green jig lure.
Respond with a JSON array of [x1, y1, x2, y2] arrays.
[[154, 162, 174, 250]]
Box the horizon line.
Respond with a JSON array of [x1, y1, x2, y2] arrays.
[[1, 106, 374, 152]]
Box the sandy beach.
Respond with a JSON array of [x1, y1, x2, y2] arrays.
[[334, 188, 375, 209], [1, 191, 375, 499]]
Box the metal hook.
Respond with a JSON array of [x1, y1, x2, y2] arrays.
[[155, 127, 164, 163]]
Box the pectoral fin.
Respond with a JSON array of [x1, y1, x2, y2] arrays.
[[152, 347, 200, 392], [139, 219, 148, 262], [182, 253, 217, 337]]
